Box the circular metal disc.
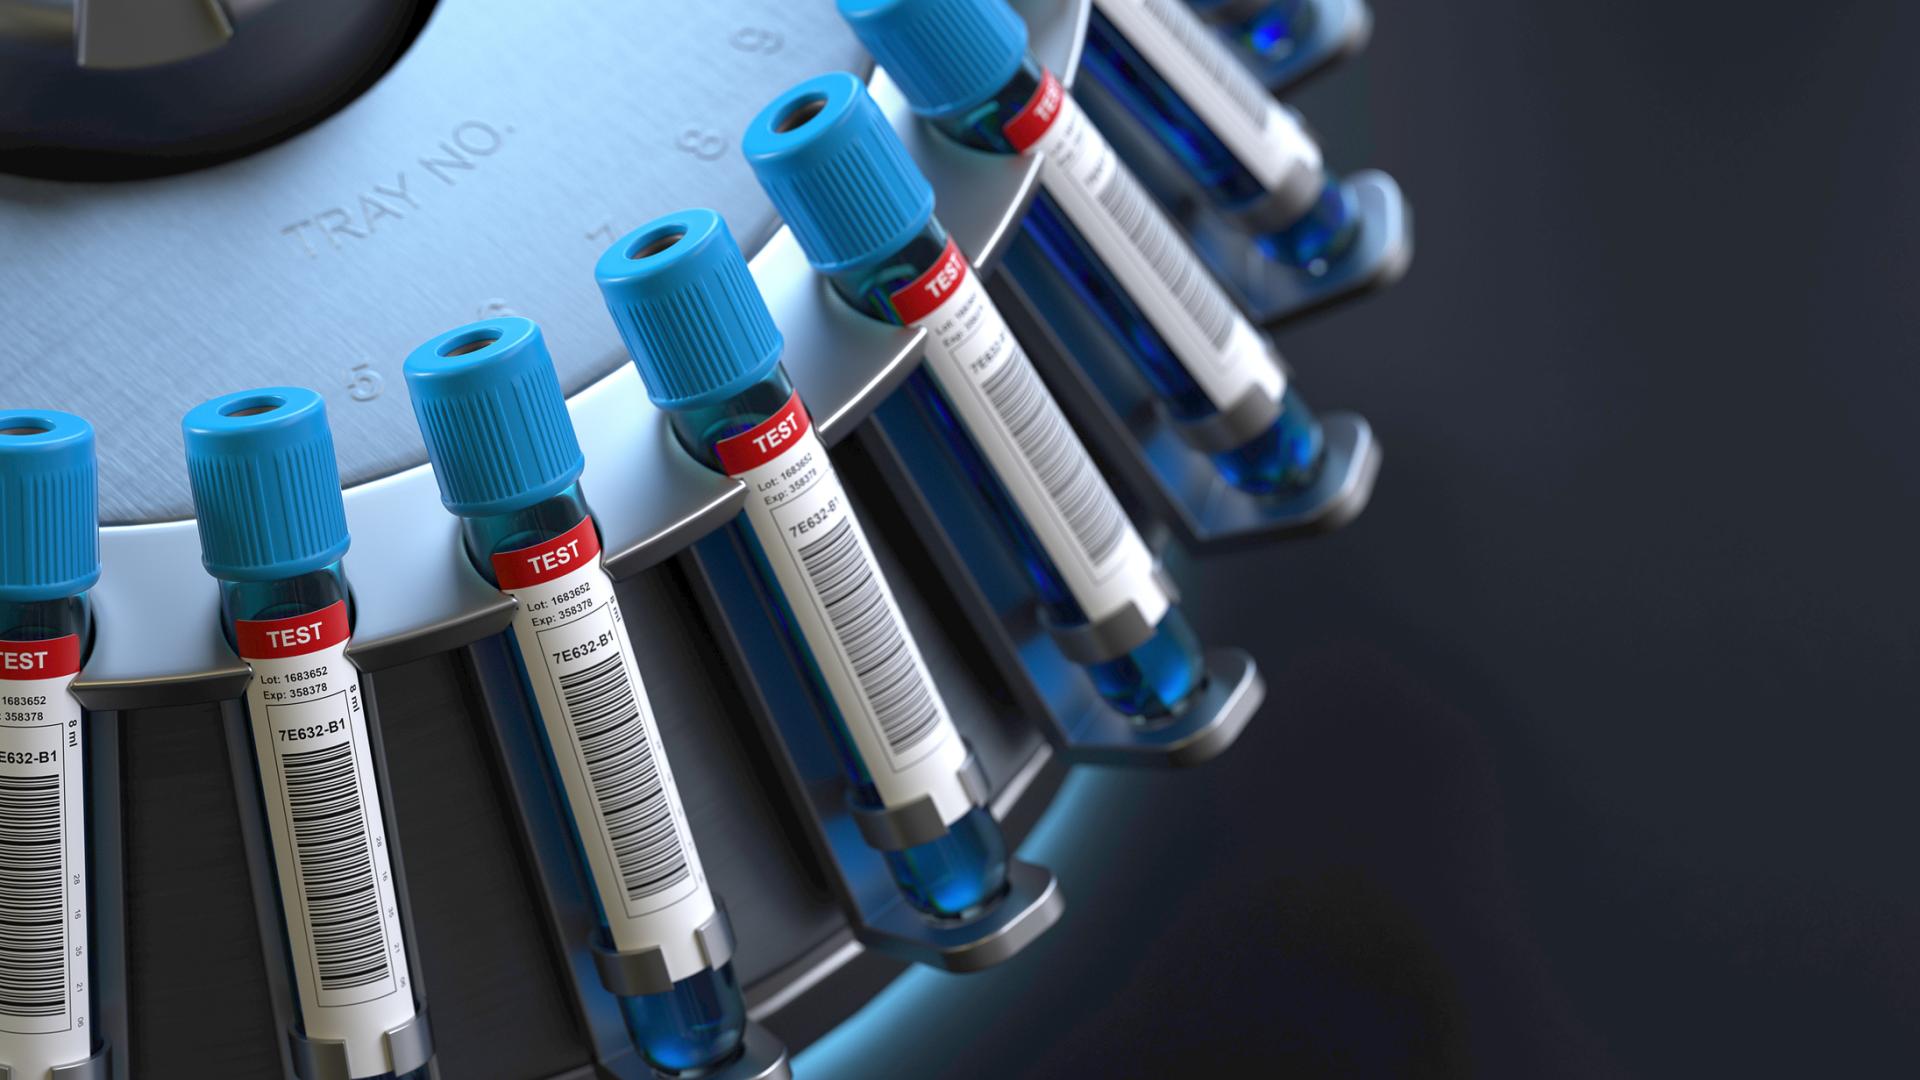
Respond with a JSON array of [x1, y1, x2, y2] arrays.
[[0, 0, 867, 523]]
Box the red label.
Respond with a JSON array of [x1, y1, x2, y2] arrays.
[[235, 600, 350, 660], [493, 515, 603, 590], [0, 635, 81, 680], [889, 239, 970, 324], [1003, 69, 1064, 153], [715, 391, 812, 476]]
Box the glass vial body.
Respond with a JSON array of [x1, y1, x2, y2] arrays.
[[926, 53, 1326, 496], [1201, 0, 1321, 74], [1019, 192, 1326, 495], [0, 593, 93, 1080], [1081, 5, 1358, 269], [458, 484, 745, 1075], [219, 564, 427, 1080], [666, 364, 1009, 920], [825, 217, 1206, 720]]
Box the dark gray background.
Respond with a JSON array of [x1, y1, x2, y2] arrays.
[[794, 1, 1920, 1076]]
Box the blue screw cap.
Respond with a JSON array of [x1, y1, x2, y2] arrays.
[[182, 388, 350, 582], [404, 317, 585, 517], [594, 209, 785, 411], [838, 0, 1028, 119], [0, 410, 99, 603], [744, 72, 936, 275]]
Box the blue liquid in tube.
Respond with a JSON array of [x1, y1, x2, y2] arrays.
[[596, 211, 1010, 922], [837, 0, 1328, 496], [183, 389, 430, 1080], [1081, 4, 1359, 270], [742, 72, 1208, 721], [404, 318, 749, 1075]]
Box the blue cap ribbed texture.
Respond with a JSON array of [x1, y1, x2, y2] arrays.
[[182, 388, 350, 582], [403, 317, 585, 517], [594, 209, 785, 411], [838, 0, 1028, 118], [0, 410, 98, 602], [744, 72, 936, 274]]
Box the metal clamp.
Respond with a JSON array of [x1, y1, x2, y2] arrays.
[[848, 748, 991, 852], [1040, 595, 1158, 665], [1039, 563, 1184, 665], [1219, 138, 1327, 236], [1172, 380, 1284, 455], [589, 902, 738, 999], [859, 859, 1066, 973], [0, 1044, 113, 1080], [289, 1010, 433, 1080]]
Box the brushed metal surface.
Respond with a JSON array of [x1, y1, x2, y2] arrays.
[[44, 0, 1079, 699], [1, 0, 868, 523], [33, 2, 1107, 1070]]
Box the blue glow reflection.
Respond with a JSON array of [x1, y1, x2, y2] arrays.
[[793, 767, 1132, 1075]]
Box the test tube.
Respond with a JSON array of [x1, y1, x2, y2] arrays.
[[402, 318, 749, 1074], [1081, 0, 1359, 270], [743, 72, 1207, 721], [182, 389, 428, 1080], [0, 411, 99, 1080], [593, 210, 1010, 921], [838, 0, 1327, 496]]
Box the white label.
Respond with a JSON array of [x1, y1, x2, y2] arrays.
[[0, 637, 88, 1080], [717, 393, 972, 825], [494, 517, 716, 981], [1006, 72, 1285, 413], [1094, 0, 1323, 190], [893, 240, 1170, 629], [238, 604, 414, 1080]]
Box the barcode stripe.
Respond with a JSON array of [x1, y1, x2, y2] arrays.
[[0, 773, 65, 1019], [1140, 0, 1275, 130], [281, 741, 390, 992], [981, 351, 1129, 566], [796, 518, 941, 756], [1093, 164, 1238, 351], [555, 653, 691, 905]]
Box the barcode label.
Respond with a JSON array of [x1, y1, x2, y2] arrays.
[[982, 351, 1128, 565], [0, 772, 67, 1019], [280, 740, 391, 993], [504, 517, 715, 975], [1138, 0, 1273, 129], [722, 393, 973, 821], [1019, 83, 1285, 412], [1096, 0, 1322, 190], [797, 518, 942, 757], [243, 606, 416, 1071], [556, 654, 690, 903], [895, 241, 1171, 631], [0, 641, 88, 1071], [1094, 164, 1237, 350]]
